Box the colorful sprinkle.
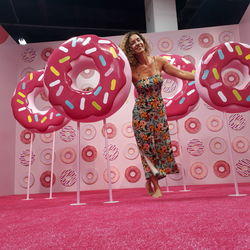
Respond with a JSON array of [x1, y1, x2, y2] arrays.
[[50, 66, 60, 76], [18, 107, 26, 112], [34, 114, 39, 122], [202, 69, 209, 80], [21, 82, 26, 90], [71, 37, 77, 47], [92, 101, 102, 110], [246, 96, 250, 102], [82, 37, 91, 46], [188, 81, 196, 86], [110, 79, 116, 90], [245, 54, 250, 60], [59, 46, 68, 53], [38, 74, 44, 81], [49, 112, 54, 119], [217, 49, 224, 60], [18, 92, 25, 98], [55, 113, 61, 117], [98, 39, 111, 44], [232, 89, 242, 101], [109, 47, 118, 58], [235, 45, 242, 56], [49, 79, 61, 87], [80, 97, 85, 110], [103, 92, 109, 104], [210, 82, 222, 89], [225, 42, 233, 52], [212, 68, 220, 80], [99, 55, 106, 66], [56, 85, 64, 96], [59, 56, 70, 63], [187, 89, 195, 96], [105, 67, 114, 77], [29, 73, 33, 80], [41, 117, 47, 123], [17, 99, 24, 105], [28, 115, 32, 123], [217, 91, 227, 102], [65, 100, 74, 109], [179, 97, 186, 104], [94, 86, 102, 96], [85, 47, 97, 54]]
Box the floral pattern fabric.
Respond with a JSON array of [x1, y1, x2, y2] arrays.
[[132, 74, 179, 180]]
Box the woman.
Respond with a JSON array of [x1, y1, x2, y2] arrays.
[[120, 32, 195, 198]]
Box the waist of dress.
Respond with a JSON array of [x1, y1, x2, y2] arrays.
[[136, 96, 163, 102]]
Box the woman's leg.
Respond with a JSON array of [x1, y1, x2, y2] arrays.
[[150, 175, 162, 198]]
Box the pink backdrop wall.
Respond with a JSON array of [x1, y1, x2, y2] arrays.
[[239, 4, 250, 44], [13, 24, 250, 195], [0, 27, 19, 196]]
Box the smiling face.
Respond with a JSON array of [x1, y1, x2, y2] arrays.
[[129, 34, 145, 54]]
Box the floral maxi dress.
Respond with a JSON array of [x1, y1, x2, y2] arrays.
[[132, 74, 179, 180]]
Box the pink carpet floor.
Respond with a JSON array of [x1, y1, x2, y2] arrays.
[[0, 183, 250, 249]]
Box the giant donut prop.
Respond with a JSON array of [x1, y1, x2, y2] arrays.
[[125, 166, 141, 183], [11, 70, 69, 133], [43, 35, 132, 122], [160, 54, 199, 120], [190, 162, 208, 180], [213, 160, 230, 178], [196, 42, 250, 112], [232, 136, 249, 153]]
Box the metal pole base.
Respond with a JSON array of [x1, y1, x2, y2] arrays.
[[104, 200, 120, 204], [44, 197, 56, 200], [179, 189, 191, 192], [22, 198, 33, 200], [70, 203, 87, 206], [228, 193, 247, 197]]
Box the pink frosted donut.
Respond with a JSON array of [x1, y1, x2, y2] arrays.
[[60, 147, 76, 164], [157, 38, 173, 52], [82, 145, 97, 162], [123, 143, 139, 160], [11, 70, 69, 133], [190, 162, 208, 180], [125, 166, 141, 183], [19, 149, 35, 167], [178, 35, 194, 50], [20, 129, 35, 144], [21, 47, 36, 63], [43, 35, 131, 122], [187, 139, 205, 156], [213, 160, 230, 178], [235, 159, 250, 177], [101, 123, 117, 139], [171, 140, 180, 157], [160, 54, 198, 120], [198, 33, 214, 48], [209, 137, 227, 155], [232, 136, 249, 153], [196, 42, 250, 112], [228, 114, 246, 130], [206, 115, 223, 132], [184, 117, 201, 134], [82, 124, 96, 140], [40, 171, 56, 188], [40, 148, 56, 165], [168, 121, 178, 135], [103, 144, 119, 161], [59, 125, 76, 142], [82, 168, 98, 185], [40, 133, 53, 143], [122, 122, 134, 138], [219, 31, 235, 43], [41, 47, 54, 61], [60, 169, 76, 187], [103, 166, 120, 184], [19, 172, 35, 189]]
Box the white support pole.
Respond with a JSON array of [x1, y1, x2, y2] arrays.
[[103, 119, 119, 204], [71, 122, 87, 205], [176, 120, 191, 192], [223, 112, 247, 197], [45, 131, 56, 200], [23, 132, 34, 200]]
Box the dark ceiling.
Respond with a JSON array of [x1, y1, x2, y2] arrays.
[[0, 0, 249, 44]]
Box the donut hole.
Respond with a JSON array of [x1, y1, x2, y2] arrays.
[[68, 55, 100, 92], [221, 59, 249, 90], [27, 87, 53, 115]]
